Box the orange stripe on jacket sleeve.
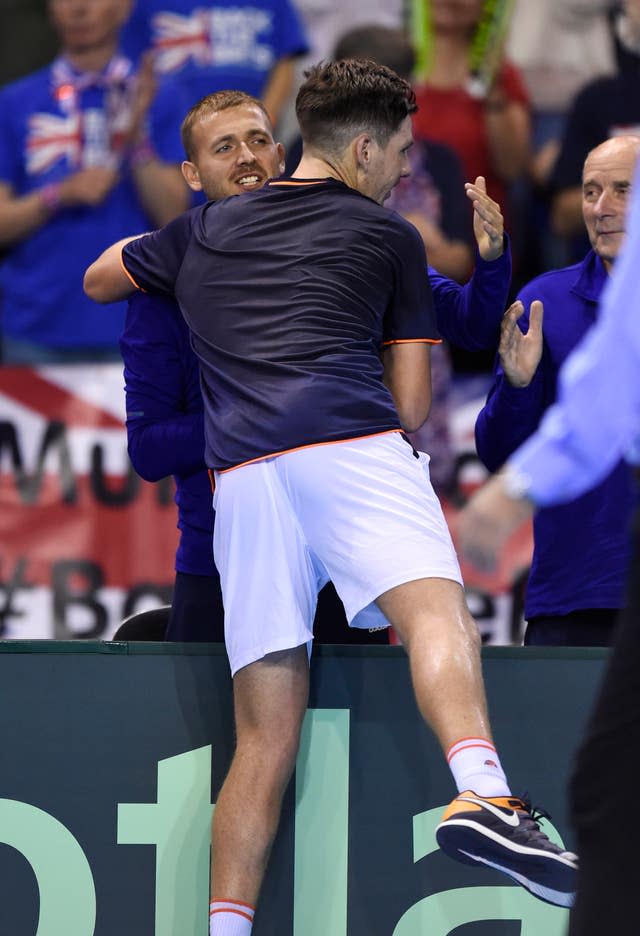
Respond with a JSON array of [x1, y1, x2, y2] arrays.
[[119, 253, 146, 293]]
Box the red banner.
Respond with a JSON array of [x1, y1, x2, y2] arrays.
[[0, 366, 532, 642], [0, 364, 178, 638]]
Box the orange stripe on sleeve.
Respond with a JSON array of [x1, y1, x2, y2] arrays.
[[119, 253, 146, 293]]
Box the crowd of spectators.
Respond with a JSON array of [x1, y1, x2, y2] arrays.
[[1, 0, 637, 367]]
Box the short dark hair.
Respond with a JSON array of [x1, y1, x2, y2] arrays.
[[181, 90, 272, 160], [333, 25, 416, 81], [295, 59, 417, 156]]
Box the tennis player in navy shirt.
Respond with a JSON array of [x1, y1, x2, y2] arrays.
[[121, 89, 511, 644], [86, 61, 575, 933]]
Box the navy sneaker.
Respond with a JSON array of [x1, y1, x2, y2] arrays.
[[436, 791, 577, 907]]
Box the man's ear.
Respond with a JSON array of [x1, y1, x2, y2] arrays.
[[182, 160, 203, 192], [353, 133, 372, 172], [276, 142, 286, 176]]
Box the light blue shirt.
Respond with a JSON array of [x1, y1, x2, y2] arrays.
[[510, 158, 640, 507]]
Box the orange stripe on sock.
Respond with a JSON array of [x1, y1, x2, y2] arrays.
[[447, 742, 497, 764], [448, 736, 495, 751], [210, 908, 254, 922], [211, 898, 256, 912]]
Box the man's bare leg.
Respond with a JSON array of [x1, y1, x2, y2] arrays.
[[377, 576, 577, 907], [211, 645, 309, 904], [376, 577, 491, 751]]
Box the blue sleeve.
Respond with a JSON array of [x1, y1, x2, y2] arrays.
[[474, 288, 551, 472], [122, 206, 197, 293], [383, 218, 439, 343], [272, 0, 309, 58], [475, 358, 548, 473], [429, 237, 512, 350], [511, 161, 640, 506], [120, 291, 206, 481]]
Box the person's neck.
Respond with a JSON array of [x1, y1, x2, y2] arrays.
[[427, 34, 471, 87], [63, 41, 118, 75], [292, 154, 349, 186]]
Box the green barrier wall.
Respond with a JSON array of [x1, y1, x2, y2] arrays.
[[0, 642, 605, 936]]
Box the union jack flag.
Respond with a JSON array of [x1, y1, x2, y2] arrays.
[[152, 10, 213, 72], [26, 112, 82, 175]]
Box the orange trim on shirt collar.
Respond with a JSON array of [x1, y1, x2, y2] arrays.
[[268, 179, 328, 186]]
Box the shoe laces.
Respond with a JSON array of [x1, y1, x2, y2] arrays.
[[513, 793, 552, 834]]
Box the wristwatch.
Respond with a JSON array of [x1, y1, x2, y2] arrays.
[[501, 465, 534, 502]]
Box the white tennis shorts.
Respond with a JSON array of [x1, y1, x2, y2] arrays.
[[213, 431, 462, 674]]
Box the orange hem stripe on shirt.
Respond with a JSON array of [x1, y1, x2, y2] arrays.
[[216, 428, 404, 475], [381, 337, 442, 345]]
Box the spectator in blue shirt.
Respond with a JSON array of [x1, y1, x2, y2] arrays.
[[120, 0, 309, 128], [474, 134, 640, 646], [457, 152, 640, 936], [0, 0, 190, 363]]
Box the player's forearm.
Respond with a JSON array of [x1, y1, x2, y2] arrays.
[[383, 343, 433, 432], [84, 236, 142, 303]]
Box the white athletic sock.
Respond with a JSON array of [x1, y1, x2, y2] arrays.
[[209, 899, 254, 935], [447, 737, 511, 797]]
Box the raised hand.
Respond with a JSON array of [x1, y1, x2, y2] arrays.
[[465, 175, 504, 261], [499, 299, 543, 388]]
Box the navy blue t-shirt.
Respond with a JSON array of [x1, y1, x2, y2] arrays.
[[123, 178, 439, 471]]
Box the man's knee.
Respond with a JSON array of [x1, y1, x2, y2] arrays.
[[379, 577, 476, 646]]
